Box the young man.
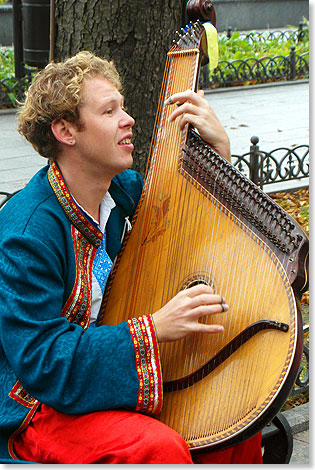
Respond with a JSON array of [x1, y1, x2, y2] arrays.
[[0, 51, 262, 464]]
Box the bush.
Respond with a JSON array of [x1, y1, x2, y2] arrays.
[[0, 47, 16, 107], [0, 47, 14, 81], [218, 21, 309, 61]]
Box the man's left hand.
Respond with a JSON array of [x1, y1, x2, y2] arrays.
[[166, 89, 231, 161]]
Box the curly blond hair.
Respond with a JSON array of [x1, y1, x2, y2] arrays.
[[17, 51, 122, 160]]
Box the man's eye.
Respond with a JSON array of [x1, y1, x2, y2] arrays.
[[105, 108, 113, 115]]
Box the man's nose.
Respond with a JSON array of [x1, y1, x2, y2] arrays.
[[121, 110, 135, 128]]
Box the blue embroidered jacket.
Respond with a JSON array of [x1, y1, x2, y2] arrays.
[[0, 163, 163, 461]]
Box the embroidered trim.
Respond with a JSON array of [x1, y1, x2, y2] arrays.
[[9, 380, 39, 409], [127, 315, 163, 415], [61, 226, 96, 329], [8, 402, 40, 459], [47, 162, 102, 248]]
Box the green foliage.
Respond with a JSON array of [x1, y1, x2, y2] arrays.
[[0, 47, 35, 107], [0, 47, 16, 106], [218, 21, 309, 62], [0, 47, 14, 80]]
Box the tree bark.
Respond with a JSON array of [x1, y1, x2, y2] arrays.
[[53, 0, 184, 175]]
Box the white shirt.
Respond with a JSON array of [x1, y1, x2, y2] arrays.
[[73, 192, 116, 325]]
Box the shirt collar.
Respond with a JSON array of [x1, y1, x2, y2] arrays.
[[74, 192, 116, 234]]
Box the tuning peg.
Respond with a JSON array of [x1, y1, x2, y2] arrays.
[[181, 33, 190, 45]]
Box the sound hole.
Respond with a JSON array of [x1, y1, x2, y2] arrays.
[[186, 279, 210, 288], [180, 272, 215, 292]]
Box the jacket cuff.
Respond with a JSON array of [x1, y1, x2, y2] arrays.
[[127, 315, 163, 415]]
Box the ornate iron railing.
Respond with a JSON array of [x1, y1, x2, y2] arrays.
[[199, 24, 309, 88], [0, 73, 33, 108], [2, 47, 309, 107], [229, 23, 308, 44], [200, 49, 309, 88], [290, 324, 309, 396], [232, 137, 309, 190]]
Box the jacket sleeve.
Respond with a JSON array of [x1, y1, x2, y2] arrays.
[[0, 233, 162, 416]]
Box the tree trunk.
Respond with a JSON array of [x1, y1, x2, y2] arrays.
[[53, 0, 184, 176]]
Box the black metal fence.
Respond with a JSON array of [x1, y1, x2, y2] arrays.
[[232, 136, 309, 191], [200, 49, 309, 88], [228, 22, 308, 43], [199, 25, 309, 89], [291, 324, 309, 397], [0, 72, 32, 108], [0, 24, 309, 108]]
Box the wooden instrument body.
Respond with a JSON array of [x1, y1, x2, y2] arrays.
[[98, 23, 308, 451]]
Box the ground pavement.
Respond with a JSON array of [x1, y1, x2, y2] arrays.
[[284, 402, 310, 465], [205, 80, 309, 156], [0, 80, 309, 194], [204, 80, 309, 193]]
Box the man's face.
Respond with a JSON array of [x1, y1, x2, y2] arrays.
[[74, 76, 135, 180]]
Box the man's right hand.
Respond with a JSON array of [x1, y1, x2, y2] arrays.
[[152, 284, 228, 342]]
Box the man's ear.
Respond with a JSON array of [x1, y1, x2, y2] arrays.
[[51, 119, 76, 146]]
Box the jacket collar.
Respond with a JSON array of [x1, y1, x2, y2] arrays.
[[108, 174, 137, 217], [47, 162, 103, 248]]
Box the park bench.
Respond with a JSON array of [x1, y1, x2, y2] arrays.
[[0, 190, 20, 209], [0, 189, 308, 464]]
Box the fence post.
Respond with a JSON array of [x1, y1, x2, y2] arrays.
[[290, 46, 296, 81], [12, 0, 25, 79], [249, 136, 260, 187], [298, 21, 304, 42], [227, 26, 232, 39]]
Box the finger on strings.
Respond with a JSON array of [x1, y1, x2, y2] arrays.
[[165, 89, 204, 107], [220, 295, 228, 313], [182, 284, 214, 297], [192, 302, 229, 318], [178, 112, 202, 131], [189, 293, 224, 309], [168, 102, 202, 123], [167, 90, 219, 124], [194, 323, 224, 334]]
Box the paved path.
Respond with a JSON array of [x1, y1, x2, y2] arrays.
[[0, 109, 45, 193], [204, 80, 309, 156], [290, 430, 310, 465], [205, 80, 309, 192], [284, 402, 309, 465], [0, 81, 309, 194]]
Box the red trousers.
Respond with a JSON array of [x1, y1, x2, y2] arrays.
[[14, 404, 262, 464]]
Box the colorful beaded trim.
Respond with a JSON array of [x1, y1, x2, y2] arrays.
[[8, 401, 40, 459], [127, 315, 163, 415], [61, 226, 96, 329], [47, 162, 102, 248], [8, 380, 38, 409]]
